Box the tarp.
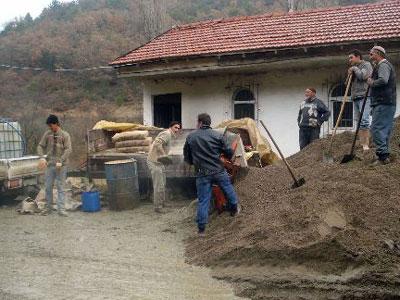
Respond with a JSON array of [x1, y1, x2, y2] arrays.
[[216, 118, 279, 165], [93, 120, 160, 132]]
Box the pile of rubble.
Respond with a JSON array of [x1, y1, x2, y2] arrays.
[[186, 118, 400, 298]]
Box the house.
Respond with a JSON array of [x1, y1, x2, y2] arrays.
[[110, 0, 400, 156]]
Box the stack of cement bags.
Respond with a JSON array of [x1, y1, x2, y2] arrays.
[[112, 130, 152, 153]]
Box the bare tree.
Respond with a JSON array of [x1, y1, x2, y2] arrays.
[[138, 0, 170, 41], [289, 0, 341, 11]]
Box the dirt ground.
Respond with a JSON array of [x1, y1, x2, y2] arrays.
[[0, 203, 246, 300], [186, 119, 400, 299]]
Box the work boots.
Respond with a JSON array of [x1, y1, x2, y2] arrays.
[[359, 129, 370, 151]]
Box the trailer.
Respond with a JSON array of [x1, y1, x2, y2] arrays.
[[87, 128, 197, 199], [0, 119, 43, 198]]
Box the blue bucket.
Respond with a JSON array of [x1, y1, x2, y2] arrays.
[[81, 191, 101, 212]]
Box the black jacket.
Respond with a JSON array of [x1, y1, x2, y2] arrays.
[[184, 125, 234, 176], [370, 60, 397, 107]]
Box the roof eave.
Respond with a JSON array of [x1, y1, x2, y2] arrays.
[[111, 38, 400, 69]]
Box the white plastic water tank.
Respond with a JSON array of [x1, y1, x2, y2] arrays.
[[0, 120, 24, 159]]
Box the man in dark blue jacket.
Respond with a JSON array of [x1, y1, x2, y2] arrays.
[[184, 113, 238, 235], [297, 88, 331, 150], [367, 46, 397, 165]]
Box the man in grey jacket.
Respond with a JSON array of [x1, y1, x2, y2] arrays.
[[37, 115, 72, 216], [367, 46, 397, 165], [348, 49, 373, 150], [297, 88, 331, 150]]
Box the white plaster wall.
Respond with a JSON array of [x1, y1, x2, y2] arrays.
[[142, 63, 400, 157], [143, 78, 229, 129]]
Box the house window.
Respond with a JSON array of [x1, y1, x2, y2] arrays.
[[330, 83, 353, 128], [233, 88, 255, 119], [153, 93, 182, 129]]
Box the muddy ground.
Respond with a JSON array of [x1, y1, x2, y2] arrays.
[[0, 203, 246, 300]]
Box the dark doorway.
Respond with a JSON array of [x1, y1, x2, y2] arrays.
[[153, 93, 182, 128]]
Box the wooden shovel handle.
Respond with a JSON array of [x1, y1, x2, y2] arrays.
[[328, 73, 353, 151]]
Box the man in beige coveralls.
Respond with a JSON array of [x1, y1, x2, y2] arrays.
[[147, 121, 181, 213]]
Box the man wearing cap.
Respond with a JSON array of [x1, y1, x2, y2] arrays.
[[37, 115, 72, 216], [367, 46, 397, 164], [297, 88, 331, 150], [348, 49, 373, 150]]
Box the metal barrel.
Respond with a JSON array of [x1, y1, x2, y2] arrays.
[[104, 159, 140, 210]]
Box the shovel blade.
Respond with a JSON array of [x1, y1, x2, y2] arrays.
[[341, 154, 355, 164], [291, 177, 306, 189]]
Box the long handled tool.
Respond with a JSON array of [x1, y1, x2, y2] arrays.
[[323, 73, 353, 163], [260, 120, 305, 189], [340, 85, 371, 164]]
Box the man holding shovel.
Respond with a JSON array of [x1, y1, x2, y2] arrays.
[[297, 88, 330, 150], [147, 121, 181, 213], [348, 49, 373, 151], [367, 46, 397, 165], [37, 115, 72, 216]]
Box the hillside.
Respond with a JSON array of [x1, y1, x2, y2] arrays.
[[0, 0, 377, 162]]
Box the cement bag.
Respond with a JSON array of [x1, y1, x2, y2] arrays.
[[112, 130, 149, 142], [116, 146, 150, 153], [93, 120, 161, 132], [115, 137, 152, 148]]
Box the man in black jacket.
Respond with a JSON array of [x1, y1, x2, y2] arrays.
[[367, 46, 397, 165], [297, 87, 330, 150], [184, 113, 238, 235]]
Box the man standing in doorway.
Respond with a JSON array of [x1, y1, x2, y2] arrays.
[[37, 115, 72, 216], [297, 88, 331, 150], [184, 113, 238, 235], [367, 46, 397, 165], [147, 121, 181, 213], [348, 49, 373, 150]]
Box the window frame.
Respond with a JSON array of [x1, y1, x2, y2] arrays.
[[232, 87, 256, 120], [329, 82, 355, 130]]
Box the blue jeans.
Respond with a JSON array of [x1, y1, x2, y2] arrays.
[[371, 104, 396, 160], [196, 171, 238, 229], [45, 166, 67, 211], [353, 96, 371, 130]]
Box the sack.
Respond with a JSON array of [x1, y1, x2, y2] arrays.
[[115, 146, 150, 153], [115, 137, 152, 148], [112, 130, 149, 142]]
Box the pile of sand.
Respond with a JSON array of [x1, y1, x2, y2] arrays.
[[186, 118, 400, 298]]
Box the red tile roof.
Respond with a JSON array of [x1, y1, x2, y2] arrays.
[[110, 0, 400, 66]]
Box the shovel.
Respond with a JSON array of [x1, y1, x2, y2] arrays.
[[341, 85, 371, 164], [260, 120, 305, 189], [323, 73, 353, 163]]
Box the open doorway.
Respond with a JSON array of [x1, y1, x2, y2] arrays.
[[153, 93, 182, 128]]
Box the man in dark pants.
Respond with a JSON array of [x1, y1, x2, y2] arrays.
[[297, 88, 330, 150], [367, 46, 397, 165], [184, 113, 238, 235]]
